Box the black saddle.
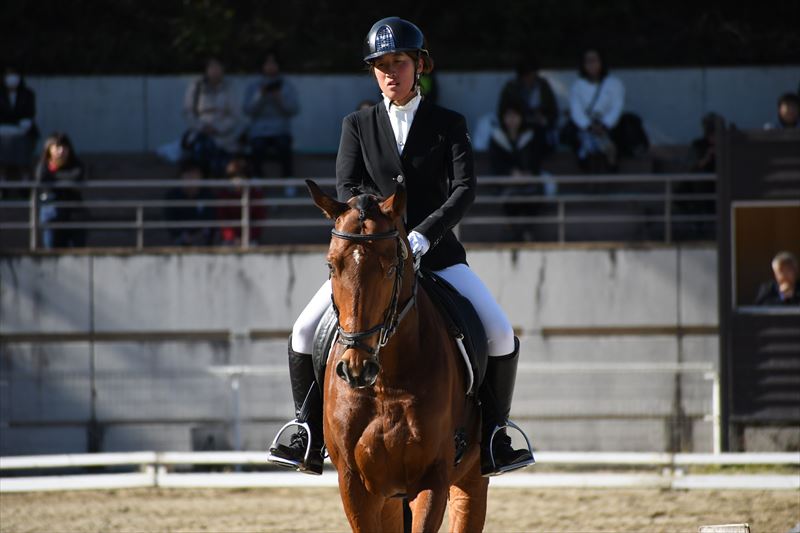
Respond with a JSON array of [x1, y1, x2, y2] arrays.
[[311, 270, 488, 395]]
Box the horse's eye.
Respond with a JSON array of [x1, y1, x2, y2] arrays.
[[326, 262, 335, 276], [386, 265, 396, 278]]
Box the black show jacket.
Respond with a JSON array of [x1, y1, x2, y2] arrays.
[[335, 98, 475, 271]]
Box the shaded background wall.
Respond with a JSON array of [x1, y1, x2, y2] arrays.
[[25, 66, 800, 154]]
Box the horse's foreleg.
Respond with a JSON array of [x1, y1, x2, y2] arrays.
[[380, 498, 404, 532], [409, 468, 449, 533], [447, 464, 488, 533], [337, 469, 384, 533]]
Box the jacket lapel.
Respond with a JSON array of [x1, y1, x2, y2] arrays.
[[376, 103, 404, 171], [401, 98, 434, 158]]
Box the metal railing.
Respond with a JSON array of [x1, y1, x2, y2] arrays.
[[0, 173, 716, 250], [3, 450, 798, 493]]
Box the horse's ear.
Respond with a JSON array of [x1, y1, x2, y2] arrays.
[[306, 179, 348, 220], [379, 186, 407, 220]]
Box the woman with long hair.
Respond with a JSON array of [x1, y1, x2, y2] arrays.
[[35, 132, 86, 248]]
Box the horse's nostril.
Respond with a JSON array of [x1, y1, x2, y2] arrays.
[[335, 360, 350, 383], [363, 360, 380, 385]]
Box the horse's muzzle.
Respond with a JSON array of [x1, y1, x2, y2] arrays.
[[336, 358, 380, 388]]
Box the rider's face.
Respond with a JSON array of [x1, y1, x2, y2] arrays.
[[373, 53, 420, 105]]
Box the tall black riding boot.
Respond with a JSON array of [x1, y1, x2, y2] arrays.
[[479, 337, 535, 476], [267, 337, 324, 475]]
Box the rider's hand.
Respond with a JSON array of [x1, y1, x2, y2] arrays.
[[408, 231, 430, 257]]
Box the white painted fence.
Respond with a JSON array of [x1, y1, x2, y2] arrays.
[[2, 451, 797, 492]]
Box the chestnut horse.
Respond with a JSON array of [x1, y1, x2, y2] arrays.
[[307, 180, 488, 533]]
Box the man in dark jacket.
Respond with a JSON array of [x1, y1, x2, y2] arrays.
[[755, 251, 800, 305]]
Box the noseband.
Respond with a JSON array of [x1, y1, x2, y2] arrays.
[[330, 227, 418, 362]]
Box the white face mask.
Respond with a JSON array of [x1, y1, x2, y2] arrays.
[[5, 74, 20, 89]]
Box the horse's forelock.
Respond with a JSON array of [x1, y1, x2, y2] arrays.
[[341, 194, 390, 229]]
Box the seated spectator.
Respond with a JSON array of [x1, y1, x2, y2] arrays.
[[182, 58, 241, 177], [689, 112, 720, 173], [674, 112, 720, 240], [0, 67, 39, 184], [764, 93, 799, 130], [216, 158, 266, 246], [498, 57, 558, 163], [35, 132, 87, 249], [489, 102, 542, 241], [755, 252, 800, 305], [243, 50, 300, 178], [164, 160, 215, 246], [562, 48, 648, 173], [489, 101, 538, 176]]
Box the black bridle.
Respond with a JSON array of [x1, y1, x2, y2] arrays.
[[329, 227, 418, 362]]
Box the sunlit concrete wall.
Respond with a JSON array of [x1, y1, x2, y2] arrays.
[[1, 245, 719, 455]]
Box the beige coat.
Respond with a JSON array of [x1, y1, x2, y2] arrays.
[[182, 77, 241, 152]]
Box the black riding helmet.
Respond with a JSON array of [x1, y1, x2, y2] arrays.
[[363, 17, 428, 63]]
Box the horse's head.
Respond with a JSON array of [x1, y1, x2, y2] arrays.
[[306, 180, 409, 389]]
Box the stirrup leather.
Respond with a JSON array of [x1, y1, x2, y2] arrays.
[[484, 420, 536, 477], [266, 420, 321, 475]]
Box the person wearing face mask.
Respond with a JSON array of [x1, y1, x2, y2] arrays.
[[0, 67, 39, 185], [267, 17, 535, 478]]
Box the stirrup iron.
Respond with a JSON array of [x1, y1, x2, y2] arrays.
[[484, 420, 536, 477], [266, 420, 321, 475]]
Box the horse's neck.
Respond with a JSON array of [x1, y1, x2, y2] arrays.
[[377, 266, 423, 381]]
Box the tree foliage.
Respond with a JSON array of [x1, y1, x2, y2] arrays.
[[4, 0, 799, 74]]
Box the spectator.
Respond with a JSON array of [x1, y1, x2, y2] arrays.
[[182, 58, 241, 177], [216, 158, 266, 246], [689, 112, 720, 173], [0, 67, 38, 183], [498, 57, 558, 160], [35, 133, 86, 249], [562, 49, 649, 173], [164, 160, 215, 246], [672, 112, 721, 241], [755, 252, 800, 305], [489, 101, 542, 241], [243, 50, 300, 178], [489, 101, 538, 176], [563, 48, 624, 172], [764, 93, 799, 130]]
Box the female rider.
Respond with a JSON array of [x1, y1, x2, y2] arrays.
[[268, 17, 534, 477]]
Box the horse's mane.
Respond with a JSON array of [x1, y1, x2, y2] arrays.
[[348, 193, 383, 223]]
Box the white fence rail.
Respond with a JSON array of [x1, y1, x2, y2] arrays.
[[2, 451, 797, 493]]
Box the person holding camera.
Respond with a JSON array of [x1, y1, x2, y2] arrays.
[[243, 50, 300, 180]]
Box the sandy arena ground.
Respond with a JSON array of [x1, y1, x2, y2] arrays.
[[1, 487, 798, 533]]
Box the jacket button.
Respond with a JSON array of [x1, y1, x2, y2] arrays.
[[396, 174, 404, 183]]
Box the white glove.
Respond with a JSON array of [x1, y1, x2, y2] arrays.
[[407, 231, 430, 257]]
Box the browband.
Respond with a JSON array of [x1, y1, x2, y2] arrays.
[[331, 229, 399, 241]]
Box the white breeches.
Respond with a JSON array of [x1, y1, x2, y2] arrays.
[[291, 263, 515, 357]]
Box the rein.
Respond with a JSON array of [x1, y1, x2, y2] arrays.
[[329, 227, 417, 362]]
